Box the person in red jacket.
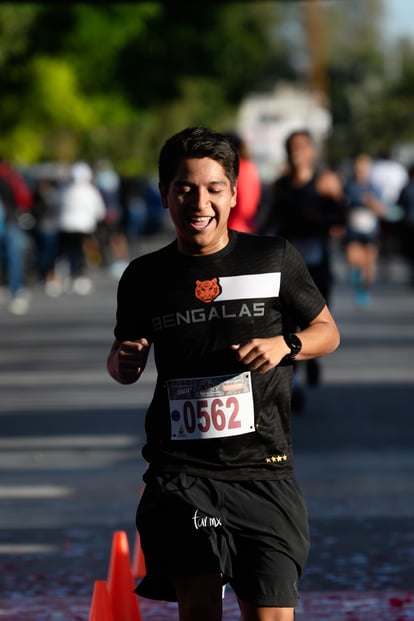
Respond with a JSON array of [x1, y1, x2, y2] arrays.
[[0, 158, 32, 212], [0, 158, 33, 314], [226, 134, 261, 233]]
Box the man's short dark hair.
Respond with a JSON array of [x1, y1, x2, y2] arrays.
[[158, 126, 239, 189], [284, 129, 314, 156]]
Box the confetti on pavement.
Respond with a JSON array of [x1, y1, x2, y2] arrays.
[[1, 591, 414, 621]]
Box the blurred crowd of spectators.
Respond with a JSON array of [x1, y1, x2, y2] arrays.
[[1, 138, 414, 318], [0, 157, 167, 314]]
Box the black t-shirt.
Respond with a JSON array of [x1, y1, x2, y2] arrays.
[[114, 231, 325, 480], [265, 173, 347, 240]]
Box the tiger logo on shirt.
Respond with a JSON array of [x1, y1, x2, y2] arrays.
[[195, 277, 221, 303]]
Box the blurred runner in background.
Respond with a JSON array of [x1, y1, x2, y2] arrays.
[[344, 154, 386, 308], [226, 133, 262, 233], [261, 129, 346, 412]]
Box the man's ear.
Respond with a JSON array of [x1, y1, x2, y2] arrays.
[[230, 184, 238, 208], [158, 182, 169, 209]]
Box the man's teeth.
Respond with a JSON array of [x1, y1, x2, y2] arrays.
[[189, 216, 213, 230]]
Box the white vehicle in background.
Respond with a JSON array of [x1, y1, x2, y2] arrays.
[[237, 83, 332, 183]]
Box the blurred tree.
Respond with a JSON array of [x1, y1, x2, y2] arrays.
[[0, 4, 36, 69], [1, 4, 160, 167], [364, 38, 414, 155], [0, 1, 413, 173], [0, 2, 288, 172], [321, 0, 388, 162]]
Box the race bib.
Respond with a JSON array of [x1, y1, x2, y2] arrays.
[[349, 207, 377, 234], [167, 372, 255, 441]]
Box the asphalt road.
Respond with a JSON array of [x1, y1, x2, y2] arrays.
[[1, 237, 414, 617]]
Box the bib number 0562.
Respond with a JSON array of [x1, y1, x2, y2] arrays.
[[168, 373, 255, 441], [183, 397, 240, 434]]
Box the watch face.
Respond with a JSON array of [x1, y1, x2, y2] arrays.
[[286, 333, 302, 357]]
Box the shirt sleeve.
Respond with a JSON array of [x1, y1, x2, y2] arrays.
[[279, 239, 327, 329], [113, 257, 154, 343]]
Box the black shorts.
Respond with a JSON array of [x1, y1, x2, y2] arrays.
[[135, 473, 310, 607], [346, 230, 380, 245]]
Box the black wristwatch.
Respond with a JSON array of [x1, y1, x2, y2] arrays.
[[283, 333, 302, 360]]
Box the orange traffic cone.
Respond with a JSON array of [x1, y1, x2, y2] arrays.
[[107, 530, 143, 621], [132, 530, 146, 578], [88, 580, 114, 621]]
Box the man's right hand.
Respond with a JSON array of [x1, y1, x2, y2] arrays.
[[107, 338, 150, 384]]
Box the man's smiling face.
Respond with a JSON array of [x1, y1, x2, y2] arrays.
[[160, 157, 237, 256]]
